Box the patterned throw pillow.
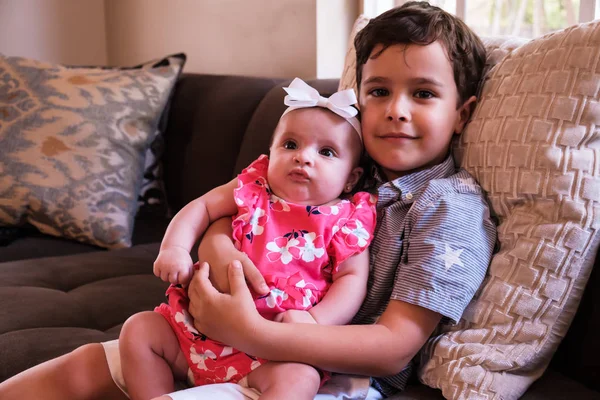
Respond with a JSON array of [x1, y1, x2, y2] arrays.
[[419, 20, 600, 399], [0, 53, 185, 249]]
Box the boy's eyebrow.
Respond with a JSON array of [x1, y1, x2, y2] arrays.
[[362, 76, 389, 85], [410, 77, 444, 87], [362, 76, 445, 87]]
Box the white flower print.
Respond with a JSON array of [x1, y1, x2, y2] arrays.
[[266, 288, 289, 308], [293, 280, 314, 308], [301, 288, 313, 308], [342, 219, 370, 247], [270, 195, 291, 212], [266, 237, 300, 264], [300, 232, 325, 262], [190, 346, 217, 371], [220, 346, 234, 357], [174, 309, 199, 335], [224, 366, 239, 382], [249, 207, 266, 236]]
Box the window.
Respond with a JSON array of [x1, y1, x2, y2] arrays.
[[361, 0, 599, 38]]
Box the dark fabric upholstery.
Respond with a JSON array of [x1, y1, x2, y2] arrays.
[[0, 243, 166, 381], [163, 74, 284, 212]]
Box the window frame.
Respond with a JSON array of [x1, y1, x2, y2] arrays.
[[361, 0, 598, 26]]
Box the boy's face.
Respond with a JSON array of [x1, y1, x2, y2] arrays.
[[358, 42, 475, 181]]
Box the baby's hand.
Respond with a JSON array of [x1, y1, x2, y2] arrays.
[[274, 310, 318, 324], [153, 246, 194, 285]]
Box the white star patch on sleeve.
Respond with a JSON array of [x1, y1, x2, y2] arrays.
[[436, 244, 465, 271]]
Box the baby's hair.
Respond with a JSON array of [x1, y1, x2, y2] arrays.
[[354, 1, 486, 106]]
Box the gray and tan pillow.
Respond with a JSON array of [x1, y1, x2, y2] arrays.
[[339, 15, 600, 400], [0, 53, 185, 249], [419, 20, 600, 399]]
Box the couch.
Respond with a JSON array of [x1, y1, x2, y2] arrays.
[[1, 73, 599, 399]]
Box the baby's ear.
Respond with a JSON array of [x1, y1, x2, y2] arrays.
[[455, 95, 477, 134], [345, 166, 364, 193]]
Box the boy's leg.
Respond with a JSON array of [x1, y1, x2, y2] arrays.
[[120, 311, 189, 400], [246, 361, 321, 400], [0, 343, 127, 400]]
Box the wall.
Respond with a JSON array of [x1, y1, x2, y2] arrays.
[[0, 0, 107, 65], [105, 0, 318, 78], [0, 0, 358, 79], [317, 0, 358, 79]]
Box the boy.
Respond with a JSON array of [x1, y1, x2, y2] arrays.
[[0, 2, 495, 399]]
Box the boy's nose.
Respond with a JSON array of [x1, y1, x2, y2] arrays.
[[387, 97, 411, 122]]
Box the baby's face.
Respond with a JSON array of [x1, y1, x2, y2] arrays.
[[268, 108, 363, 206]]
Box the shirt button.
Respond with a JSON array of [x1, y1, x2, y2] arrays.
[[405, 192, 413, 200]]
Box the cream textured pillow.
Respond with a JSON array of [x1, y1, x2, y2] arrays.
[[419, 20, 600, 399], [338, 14, 370, 94], [0, 54, 185, 249]]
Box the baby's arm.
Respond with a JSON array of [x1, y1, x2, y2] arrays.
[[198, 217, 269, 294], [306, 250, 369, 325], [154, 179, 239, 285]]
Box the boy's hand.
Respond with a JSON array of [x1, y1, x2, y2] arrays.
[[153, 246, 194, 285], [274, 310, 318, 324]]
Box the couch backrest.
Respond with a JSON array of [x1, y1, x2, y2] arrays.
[[162, 74, 284, 213]]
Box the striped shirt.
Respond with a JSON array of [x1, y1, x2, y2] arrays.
[[351, 155, 497, 396]]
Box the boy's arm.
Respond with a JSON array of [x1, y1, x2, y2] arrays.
[[308, 250, 369, 325], [188, 261, 441, 377]]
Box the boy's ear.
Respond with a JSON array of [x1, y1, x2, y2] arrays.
[[454, 95, 477, 135], [344, 166, 364, 193]]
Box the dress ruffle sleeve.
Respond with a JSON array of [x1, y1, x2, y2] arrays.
[[327, 192, 377, 273], [231, 155, 270, 247]]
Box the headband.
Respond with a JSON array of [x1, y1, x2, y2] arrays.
[[282, 78, 362, 141]]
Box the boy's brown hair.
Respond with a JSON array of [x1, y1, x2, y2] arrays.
[[354, 1, 486, 107]]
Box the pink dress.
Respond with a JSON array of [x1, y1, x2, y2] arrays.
[[156, 155, 377, 386]]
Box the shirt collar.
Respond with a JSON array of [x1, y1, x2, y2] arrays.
[[374, 155, 456, 205]]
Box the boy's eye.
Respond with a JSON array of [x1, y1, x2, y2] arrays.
[[283, 140, 297, 150], [415, 90, 434, 99], [319, 148, 335, 158], [369, 88, 389, 97]]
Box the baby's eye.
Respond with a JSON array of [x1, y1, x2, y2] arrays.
[[283, 140, 297, 150], [319, 148, 335, 158], [415, 90, 434, 99], [370, 88, 389, 97]]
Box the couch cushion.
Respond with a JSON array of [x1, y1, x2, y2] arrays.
[[162, 74, 284, 214], [0, 213, 169, 263], [0, 243, 166, 381], [390, 370, 599, 399]]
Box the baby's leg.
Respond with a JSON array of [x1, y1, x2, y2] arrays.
[[120, 311, 189, 400], [246, 361, 321, 400]]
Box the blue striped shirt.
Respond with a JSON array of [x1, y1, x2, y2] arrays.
[[352, 155, 497, 395]]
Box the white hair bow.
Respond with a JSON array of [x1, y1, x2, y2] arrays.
[[282, 78, 362, 140]]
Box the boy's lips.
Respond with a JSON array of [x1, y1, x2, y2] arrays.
[[380, 132, 416, 139]]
